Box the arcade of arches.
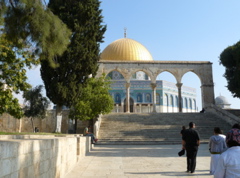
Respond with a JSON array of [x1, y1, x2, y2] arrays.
[[97, 60, 215, 113], [97, 38, 215, 113]]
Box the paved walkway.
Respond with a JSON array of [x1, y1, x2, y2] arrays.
[[65, 144, 213, 178]]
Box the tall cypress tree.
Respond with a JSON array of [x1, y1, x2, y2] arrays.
[[40, 0, 106, 132]]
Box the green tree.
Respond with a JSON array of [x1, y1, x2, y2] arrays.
[[23, 85, 50, 132], [69, 75, 114, 121], [1, 0, 71, 66], [219, 41, 240, 98], [40, 0, 106, 132], [0, 34, 38, 119]]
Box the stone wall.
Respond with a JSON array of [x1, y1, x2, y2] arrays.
[[0, 110, 90, 134], [0, 135, 92, 178]]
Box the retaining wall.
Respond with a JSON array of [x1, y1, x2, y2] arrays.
[[0, 111, 90, 134], [0, 135, 92, 178]]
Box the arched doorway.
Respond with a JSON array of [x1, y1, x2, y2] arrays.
[[124, 98, 134, 112]]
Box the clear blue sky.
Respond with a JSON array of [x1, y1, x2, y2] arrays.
[[26, 0, 240, 109]]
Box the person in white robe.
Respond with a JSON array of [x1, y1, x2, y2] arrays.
[[214, 125, 240, 178], [209, 127, 227, 175]]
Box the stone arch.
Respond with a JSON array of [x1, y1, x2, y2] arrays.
[[129, 70, 152, 113], [181, 71, 202, 111], [156, 70, 178, 83], [180, 70, 202, 84], [105, 69, 126, 81], [131, 69, 153, 81], [157, 71, 178, 113], [106, 70, 125, 80], [131, 70, 151, 81]]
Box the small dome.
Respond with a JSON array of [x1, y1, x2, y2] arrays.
[[215, 96, 230, 105], [100, 38, 153, 61]]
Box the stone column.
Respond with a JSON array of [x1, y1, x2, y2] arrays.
[[121, 101, 124, 113], [116, 104, 119, 113], [125, 82, 131, 113], [151, 83, 157, 113], [201, 84, 215, 108], [176, 83, 183, 112]]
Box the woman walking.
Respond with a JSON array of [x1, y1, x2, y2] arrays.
[[209, 127, 227, 175]]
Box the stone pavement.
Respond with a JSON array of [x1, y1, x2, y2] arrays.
[[65, 144, 213, 178]]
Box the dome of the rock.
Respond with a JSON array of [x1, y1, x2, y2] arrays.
[[100, 38, 153, 61]]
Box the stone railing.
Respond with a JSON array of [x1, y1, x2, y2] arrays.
[[225, 109, 240, 117], [0, 135, 92, 178], [205, 104, 240, 126]]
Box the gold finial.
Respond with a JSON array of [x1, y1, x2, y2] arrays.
[[124, 28, 127, 38]]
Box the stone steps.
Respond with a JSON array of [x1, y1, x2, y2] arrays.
[[97, 112, 232, 145], [97, 139, 210, 145]]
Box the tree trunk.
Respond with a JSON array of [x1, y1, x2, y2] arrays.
[[31, 117, 35, 133], [55, 104, 63, 133], [18, 119, 22, 133], [74, 118, 78, 133], [90, 119, 94, 132]]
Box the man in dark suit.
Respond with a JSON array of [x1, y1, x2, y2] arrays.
[[182, 122, 200, 173]]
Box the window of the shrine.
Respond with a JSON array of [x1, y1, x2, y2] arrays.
[[165, 94, 169, 106], [189, 99, 192, 109], [156, 93, 160, 105], [193, 99, 196, 110], [185, 98, 188, 108], [170, 95, 173, 106], [175, 96, 178, 107], [146, 93, 151, 102], [137, 93, 142, 102], [115, 93, 121, 104]]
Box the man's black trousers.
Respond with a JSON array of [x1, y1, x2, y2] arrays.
[[186, 146, 198, 172]]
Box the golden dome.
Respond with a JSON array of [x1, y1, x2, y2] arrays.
[[100, 38, 153, 61]]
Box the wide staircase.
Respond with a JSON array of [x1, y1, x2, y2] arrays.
[[97, 112, 232, 145]]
